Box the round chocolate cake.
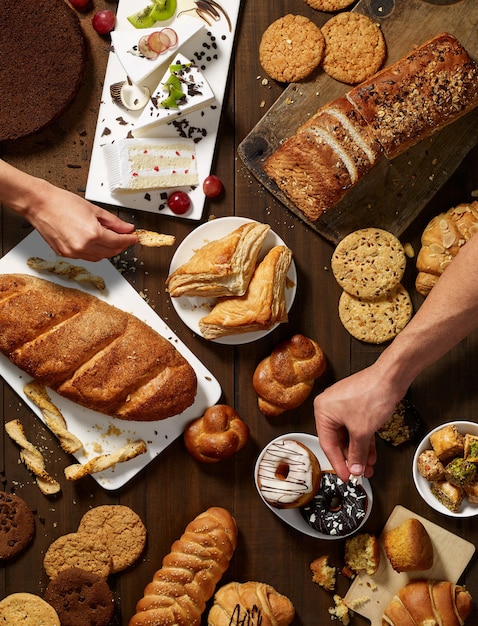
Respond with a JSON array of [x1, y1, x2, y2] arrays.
[[0, 0, 86, 141]]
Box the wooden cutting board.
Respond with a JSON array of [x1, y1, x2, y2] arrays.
[[238, 0, 478, 244], [343, 505, 476, 626]]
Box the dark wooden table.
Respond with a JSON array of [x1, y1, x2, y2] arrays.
[[1, 1, 478, 624]]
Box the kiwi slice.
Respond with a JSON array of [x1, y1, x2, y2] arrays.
[[127, 4, 157, 29], [150, 0, 177, 21], [160, 94, 180, 109]]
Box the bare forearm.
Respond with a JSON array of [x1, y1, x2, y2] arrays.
[[0, 159, 51, 217], [376, 232, 478, 389]]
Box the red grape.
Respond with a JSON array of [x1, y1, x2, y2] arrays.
[[167, 191, 191, 215], [202, 175, 223, 199], [69, 0, 90, 10], [92, 10, 116, 35]]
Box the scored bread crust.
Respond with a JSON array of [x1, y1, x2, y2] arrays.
[[0, 274, 197, 422]]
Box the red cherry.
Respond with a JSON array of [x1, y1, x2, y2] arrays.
[[69, 0, 90, 10], [167, 191, 191, 215], [202, 175, 223, 199], [92, 10, 116, 35]]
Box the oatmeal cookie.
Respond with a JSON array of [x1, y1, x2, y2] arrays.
[[0, 593, 60, 625], [78, 504, 146, 573], [303, 0, 356, 11], [259, 14, 325, 82], [43, 532, 112, 579], [338, 284, 413, 344], [331, 228, 406, 300], [321, 12, 386, 84]]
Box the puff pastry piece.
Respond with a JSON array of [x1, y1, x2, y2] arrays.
[[198, 245, 293, 340], [166, 222, 270, 298]]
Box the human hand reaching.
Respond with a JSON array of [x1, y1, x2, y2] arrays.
[[313, 363, 406, 481], [26, 182, 138, 262]]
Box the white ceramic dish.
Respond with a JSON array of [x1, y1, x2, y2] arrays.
[[254, 433, 373, 539], [85, 0, 242, 221], [0, 231, 221, 490], [168, 217, 297, 345], [413, 420, 478, 517]]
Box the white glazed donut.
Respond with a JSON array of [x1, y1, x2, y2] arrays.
[[257, 439, 321, 509]]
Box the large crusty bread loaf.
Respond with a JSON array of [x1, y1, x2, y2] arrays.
[[382, 579, 472, 626], [0, 274, 197, 421], [264, 33, 478, 221], [129, 507, 237, 626]]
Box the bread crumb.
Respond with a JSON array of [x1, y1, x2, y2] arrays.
[[328, 595, 350, 625], [310, 555, 336, 591]]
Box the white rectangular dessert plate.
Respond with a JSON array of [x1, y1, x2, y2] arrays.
[[85, 0, 241, 221], [0, 232, 222, 490]]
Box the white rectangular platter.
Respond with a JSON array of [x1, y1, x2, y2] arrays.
[[85, 0, 241, 221], [0, 231, 221, 490], [344, 505, 476, 625]]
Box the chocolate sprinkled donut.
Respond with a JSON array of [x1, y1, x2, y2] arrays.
[[301, 472, 368, 536]]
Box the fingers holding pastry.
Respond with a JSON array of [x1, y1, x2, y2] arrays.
[[135, 229, 175, 247], [184, 405, 250, 463]]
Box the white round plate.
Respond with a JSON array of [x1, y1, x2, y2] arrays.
[[254, 433, 373, 540], [413, 420, 478, 517], [168, 217, 297, 344]]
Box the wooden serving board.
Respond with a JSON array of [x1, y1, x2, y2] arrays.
[[238, 0, 478, 244], [344, 505, 476, 626]]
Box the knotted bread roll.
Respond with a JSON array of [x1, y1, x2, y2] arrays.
[[129, 507, 237, 626], [253, 334, 326, 417], [382, 579, 472, 626], [184, 405, 250, 463], [208, 581, 295, 626]]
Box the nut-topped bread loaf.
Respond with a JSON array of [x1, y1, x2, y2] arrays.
[[264, 33, 478, 221], [0, 274, 197, 422]]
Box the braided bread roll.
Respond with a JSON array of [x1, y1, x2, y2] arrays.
[[382, 579, 472, 625], [252, 334, 326, 417], [208, 581, 295, 626], [415, 201, 478, 296], [129, 507, 237, 626]]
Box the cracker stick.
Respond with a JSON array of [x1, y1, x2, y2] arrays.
[[64, 440, 148, 480], [27, 257, 106, 290], [5, 419, 61, 495], [23, 381, 83, 454], [135, 230, 175, 247]]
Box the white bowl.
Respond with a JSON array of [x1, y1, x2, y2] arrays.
[[254, 433, 373, 540], [412, 420, 478, 517]]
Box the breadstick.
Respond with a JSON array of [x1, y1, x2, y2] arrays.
[[5, 419, 61, 495], [64, 440, 148, 480], [27, 257, 106, 290], [23, 381, 83, 454], [135, 229, 175, 247]]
